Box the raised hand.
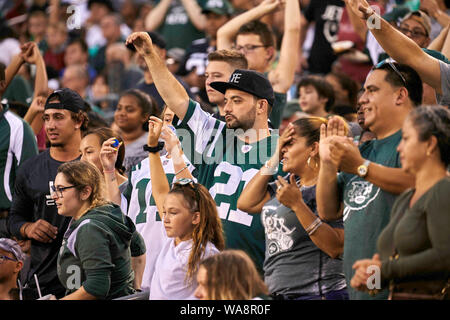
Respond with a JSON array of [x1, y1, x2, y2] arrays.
[[258, 0, 285, 13], [345, 0, 373, 20], [160, 125, 180, 155], [125, 32, 154, 57], [29, 95, 46, 115], [319, 116, 347, 168], [148, 116, 163, 147], [100, 138, 122, 173], [20, 42, 41, 64]]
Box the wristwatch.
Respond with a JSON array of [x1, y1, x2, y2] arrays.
[[357, 159, 371, 178], [143, 141, 165, 153]]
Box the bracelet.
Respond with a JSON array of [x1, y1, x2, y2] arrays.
[[22, 223, 31, 238], [262, 160, 278, 174], [305, 217, 321, 233], [175, 165, 188, 176], [308, 220, 323, 237], [103, 169, 115, 174]]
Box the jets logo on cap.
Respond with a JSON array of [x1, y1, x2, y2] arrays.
[[230, 72, 242, 84]]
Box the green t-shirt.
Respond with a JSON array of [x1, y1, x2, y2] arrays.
[[338, 130, 402, 300], [174, 99, 280, 273], [156, 0, 206, 50], [269, 92, 287, 130]]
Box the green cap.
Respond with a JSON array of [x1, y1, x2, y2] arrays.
[[202, 0, 234, 16]]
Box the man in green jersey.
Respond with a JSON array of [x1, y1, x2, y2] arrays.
[[126, 31, 280, 272]]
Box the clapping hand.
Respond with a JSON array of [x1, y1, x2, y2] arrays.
[[318, 116, 348, 169], [345, 0, 374, 20], [350, 254, 382, 292], [20, 42, 41, 65], [160, 125, 180, 156]]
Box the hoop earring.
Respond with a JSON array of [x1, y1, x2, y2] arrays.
[[307, 156, 312, 169]]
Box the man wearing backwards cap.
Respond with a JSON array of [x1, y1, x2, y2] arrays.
[[127, 31, 280, 273], [8, 88, 89, 298], [0, 238, 26, 300]]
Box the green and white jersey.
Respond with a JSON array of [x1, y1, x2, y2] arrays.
[[121, 153, 195, 290], [174, 99, 280, 272], [0, 105, 38, 209]]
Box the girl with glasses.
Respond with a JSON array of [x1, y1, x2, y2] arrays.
[[147, 116, 225, 300], [52, 161, 145, 300]]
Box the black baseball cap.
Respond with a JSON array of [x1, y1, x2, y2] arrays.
[[210, 69, 274, 106], [44, 88, 89, 113], [126, 31, 166, 51]]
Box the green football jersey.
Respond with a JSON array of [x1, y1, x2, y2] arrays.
[[174, 99, 280, 272]]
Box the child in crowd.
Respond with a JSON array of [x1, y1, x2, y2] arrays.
[[147, 115, 225, 300]]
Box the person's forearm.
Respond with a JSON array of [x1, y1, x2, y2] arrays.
[[5, 55, 24, 89], [34, 55, 48, 96], [368, 14, 442, 93], [49, 0, 60, 26], [60, 286, 97, 300], [432, 9, 450, 28], [216, 3, 275, 50], [427, 25, 449, 51], [346, 3, 368, 42], [237, 170, 272, 214], [317, 162, 342, 221], [271, 0, 301, 93], [143, 48, 189, 120], [442, 26, 450, 60], [149, 152, 170, 218], [291, 201, 344, 258], [362, 163, 415, 195], [171, 146, 194, 180], [145, 0, 171, 31], [104, 171, 122, 206], [131, 255, 146, 290], [181, 0, 206, 31]]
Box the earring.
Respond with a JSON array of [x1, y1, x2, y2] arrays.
[[307, 156, 311, 168], [427, 151, 431, 156]]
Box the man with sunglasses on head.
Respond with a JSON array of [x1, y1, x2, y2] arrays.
[[126, 31, 280, 274], [316, 61, 421, 300], [7, 88, 89, 298]]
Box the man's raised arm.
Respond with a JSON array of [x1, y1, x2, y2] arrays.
[[126, 32, 189, 120], [346, 0, 443, 94]]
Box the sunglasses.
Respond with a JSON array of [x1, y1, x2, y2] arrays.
[[374, 60, 407, 87], [172, 178, 200, 203]]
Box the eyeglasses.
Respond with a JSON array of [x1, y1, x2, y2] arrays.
[[51, 185, 79, 198], [398, 26, 427, 39], [374, 60, 407, 87], [234, 44, 267, 53], [172, 178, 200, 203], [0, 254, 17, 263]]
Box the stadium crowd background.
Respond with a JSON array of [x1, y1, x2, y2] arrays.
[[0, 0, 449, 301]]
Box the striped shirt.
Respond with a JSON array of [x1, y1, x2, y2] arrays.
[[0, 105, 38, 209]]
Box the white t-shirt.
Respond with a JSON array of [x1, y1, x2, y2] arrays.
[[149, 237, 219, 300], [122, 153, 195, 291]]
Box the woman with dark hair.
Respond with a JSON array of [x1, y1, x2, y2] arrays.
[[113, 89, 159, 173], [53, 161, 145, 299], [351, 105, 450, 300], [238, 117, 349, 300], [147, 116, 224, 300], [194, 249, 269, 300]]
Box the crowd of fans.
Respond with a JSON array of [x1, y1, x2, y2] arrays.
[[0, 0, 449, 301]]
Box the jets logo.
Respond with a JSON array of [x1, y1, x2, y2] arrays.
[[343, 178, 380, 221]]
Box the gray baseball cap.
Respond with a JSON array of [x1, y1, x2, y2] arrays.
[[0, 238, 26, 262]]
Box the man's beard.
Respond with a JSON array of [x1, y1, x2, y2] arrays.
[[225, 104, 256, 131]]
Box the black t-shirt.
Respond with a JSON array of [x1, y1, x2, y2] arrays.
[[8, 150, 80, 297], [303, 0, 345, 75]]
